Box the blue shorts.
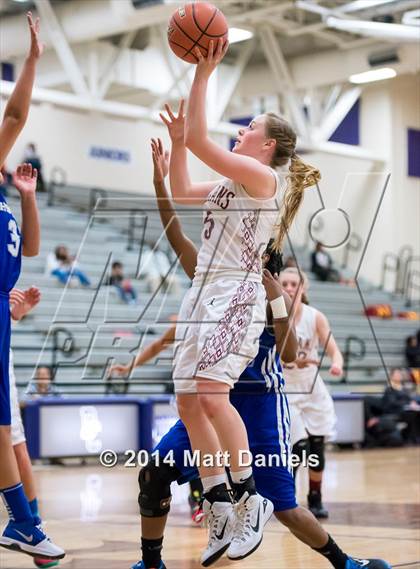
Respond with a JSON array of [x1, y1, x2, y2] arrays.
[[0, 294, 11, 425], [154, 390, 297, 512]]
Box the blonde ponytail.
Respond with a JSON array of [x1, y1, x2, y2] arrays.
[[264, 113, 321, 253], [272, 153, 321, 252]]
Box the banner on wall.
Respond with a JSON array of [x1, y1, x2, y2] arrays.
[[89, 146, 131, 163]]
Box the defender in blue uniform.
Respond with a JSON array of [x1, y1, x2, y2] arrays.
[[129, 138, 392, 569], [0, 193, 22, 426], [0, 14, 65, 564]]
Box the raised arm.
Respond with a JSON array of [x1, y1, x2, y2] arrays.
[[316, 310, 343, 377], [109, 325, 176, 377], [262, 269, 298, 363], [13, 163, 40, 256], [185, 41, 274, 197], [0, 13, 43, 168], [159, 100, 219, 205], [151, 137, 198, 280]]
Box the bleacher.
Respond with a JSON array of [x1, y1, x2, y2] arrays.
[[8, 184, 419, 397]]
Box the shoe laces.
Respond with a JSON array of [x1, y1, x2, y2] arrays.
[[35, 523, 51, 543], [232, 500, 253, 543]]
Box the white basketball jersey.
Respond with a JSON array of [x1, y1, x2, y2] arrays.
[[283, 304, 320, 386], [194, 171, 285, 283]]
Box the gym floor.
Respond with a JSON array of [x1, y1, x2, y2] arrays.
[[1, 447, 418, 569]]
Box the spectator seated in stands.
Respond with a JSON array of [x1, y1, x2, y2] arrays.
[[310, 241, 341, 283], [364, 368, 420, 447], [139, 242, 180, 294], [105, 261, 137, 305], [46, 245, 91, 287], [26, 366, 61, 397], [23, 142, 46, 192], [406, 330, 420, 369]]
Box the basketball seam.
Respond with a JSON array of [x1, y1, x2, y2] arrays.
[[182, 4, 220, 60], [169, 39, 200, 63], [171, 18, 209, 59], [192, 4, 227, 38]]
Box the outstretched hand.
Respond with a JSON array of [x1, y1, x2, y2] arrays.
[[27, 12, 44, 60], [108, 363, 130, 377], [13, 163, 38, 197], [194, 38, 229, 80], [151, 138, 169, 183], [159, 99, 185, 144], [10, 286, 41, 321]]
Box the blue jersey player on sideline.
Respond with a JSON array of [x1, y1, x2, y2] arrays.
[[0, 13, 65, 564], [128, 137, 392, 569]]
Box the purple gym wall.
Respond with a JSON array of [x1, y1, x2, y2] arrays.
[[329, 98, 360, 146], [407, 128, 420, 178]]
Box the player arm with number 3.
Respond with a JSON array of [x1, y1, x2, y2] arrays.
[[0, 13, 43, 170], [13, 165, 40, 257], [0, 13, 43, 258]]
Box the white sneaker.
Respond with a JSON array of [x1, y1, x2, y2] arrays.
[[0, 520, 65, 559], [227, 492, 274, 560], [201, 499, 235, 567]]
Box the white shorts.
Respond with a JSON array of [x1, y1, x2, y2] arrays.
[[286, 375, 336, 445], [173, 279, 266, 393], [9, 351, 26, 446]]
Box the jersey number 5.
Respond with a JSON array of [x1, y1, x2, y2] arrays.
[[8, 219, 21, 258], [203, 210, 214, 240]]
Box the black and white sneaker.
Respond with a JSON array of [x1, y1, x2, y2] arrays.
[[227, 492, 274, 560], [200, 499, 235, 567]]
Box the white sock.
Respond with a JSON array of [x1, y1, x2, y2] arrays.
[[201, 473, 228, 494], [230, 467, 253, 484]]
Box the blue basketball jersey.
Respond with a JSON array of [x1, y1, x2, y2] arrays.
[[155, 322, 296, 510], [0, 194, 22, 293], [232, 325, 285, 394]]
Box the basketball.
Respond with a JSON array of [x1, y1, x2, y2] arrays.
[[167, 3, 228, 64]]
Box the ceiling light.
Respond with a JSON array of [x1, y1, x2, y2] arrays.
[[12, 0, 29, 3], [339, 0, 396, 13], [229, 28, 253, 44], [349, 67, 397, 84]]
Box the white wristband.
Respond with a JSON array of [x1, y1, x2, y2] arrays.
[[270, 295, 288, 319]]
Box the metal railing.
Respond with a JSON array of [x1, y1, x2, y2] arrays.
[[89, 188, 108, 219], [127, 210, 148, 251], [404, 269, 420, 308], [396, 245, 413, 294], [342, 335, 366, 383], [401, 255, 420, 299], [379, 252, 399, 292]]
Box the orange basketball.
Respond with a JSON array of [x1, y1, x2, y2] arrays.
[[167, 3, 228, 64]]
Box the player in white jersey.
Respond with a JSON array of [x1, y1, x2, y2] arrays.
[[280, 268, 343, 520], [159, 39, 320, 565]]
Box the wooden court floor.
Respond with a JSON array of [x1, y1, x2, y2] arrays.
[[1, 447, 419, 569]]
